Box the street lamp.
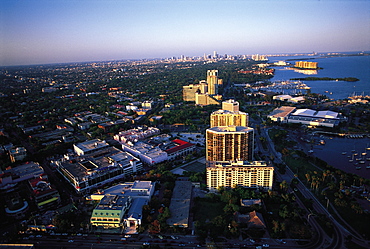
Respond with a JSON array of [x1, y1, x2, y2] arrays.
[[325, 197, 330, 209]]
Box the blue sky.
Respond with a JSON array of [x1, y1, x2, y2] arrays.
[[1, 0, 369, 66]]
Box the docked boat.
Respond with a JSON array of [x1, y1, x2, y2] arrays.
[[320, 140, 325, 145], [356, 166, 361, 170], [366, 165, 370, 169], [342, 152, 347, 155]]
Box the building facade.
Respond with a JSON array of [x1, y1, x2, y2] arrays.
[[206, 126, 254, 162], [206, 161, 273, 191], [222, 99, 239, 112], [210, 109, 249, 128]]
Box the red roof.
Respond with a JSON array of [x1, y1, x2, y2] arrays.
[[165, 139, 195, 154]]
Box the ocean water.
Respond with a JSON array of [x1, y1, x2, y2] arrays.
[[270, 55, 370, 100]]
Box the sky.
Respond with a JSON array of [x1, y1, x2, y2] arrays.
[[0, 0, 369, 66]]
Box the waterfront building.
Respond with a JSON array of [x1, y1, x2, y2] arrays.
[[287, 108, 345, 127], [206, 161, 273, 191], [206, 126, 254, 162], [273, 95, 305, 103], [251, 54, 268, 61], [294, 61, 318, 69], [267, 106, 297, 123]]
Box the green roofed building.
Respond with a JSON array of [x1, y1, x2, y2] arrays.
[[90, 194, 132, 228]]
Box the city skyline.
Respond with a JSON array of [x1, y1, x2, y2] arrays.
[[1, 0, 369, 66]]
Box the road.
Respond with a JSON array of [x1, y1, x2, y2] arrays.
[[254, 121, 349, 249]]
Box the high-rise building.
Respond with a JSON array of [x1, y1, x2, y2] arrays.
[[213, 51, 218, 59], [183, 84, 201, 101], [182, 70, 223, 105], [210, 100, 248, 127], [222, 99, 239, 112], [210, 109, 249, 127], [206, 161, 274, 191], [206, 70, 219, 95], [206, 126, 254, 163]]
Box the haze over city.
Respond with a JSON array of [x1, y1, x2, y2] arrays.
[[1, 0, 369, 66]]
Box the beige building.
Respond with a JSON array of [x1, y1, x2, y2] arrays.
[[222, 99, 239, 112], [206, 161, 273, 191], [294, 61, 318, 69], [206, 70, 222, 95], [210, 109, 248, 128], [206, 126, 254, 162], [195, 93, 222, 106], [183, 70, 223, 105], [182, 84, 200, 102]]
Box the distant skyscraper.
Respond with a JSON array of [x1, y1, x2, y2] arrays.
[[206, 126, 254, 163], [213, 51, 218, 59]]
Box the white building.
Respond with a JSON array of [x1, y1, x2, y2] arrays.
[[206, 161, 273, 192], [267, 106, 297, 123], [54, 146, 142, 194], [73, 139, 109, 156], [287, 109, 344, 127], [122, 141, 168, 165]]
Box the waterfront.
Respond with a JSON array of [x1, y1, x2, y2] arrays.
[[270, 54, 370, 100], [311, 136, 370, 179]]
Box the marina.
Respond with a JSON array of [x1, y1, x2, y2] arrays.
[[310, 136, 370, 179]]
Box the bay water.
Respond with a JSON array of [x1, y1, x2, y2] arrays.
[[269, 54, 370, 179]]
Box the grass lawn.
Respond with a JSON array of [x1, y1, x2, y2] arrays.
[[182, 161, 205, 173], [193, 198, 225, 222]]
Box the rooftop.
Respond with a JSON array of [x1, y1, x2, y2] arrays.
[[268, 106, 296, 118], [207, 126, 254, 133]]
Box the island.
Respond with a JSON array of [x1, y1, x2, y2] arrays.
[[290, 77, 359, 82]]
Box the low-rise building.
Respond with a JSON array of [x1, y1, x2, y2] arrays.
[[267, 106, 296, 123], [164, 139, 196, 160], [9, 147, 27, 163], [88, 181, 155, 233], [0, 162, 44, 188], [90, 194, 132, 228], [287, 109, 345, 127], [29, 176, 60, 211], [122, 141, 168, 165], [167, 180, 192, 228], [73, 139, 110, 156], [54, 145, 142, 194]]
